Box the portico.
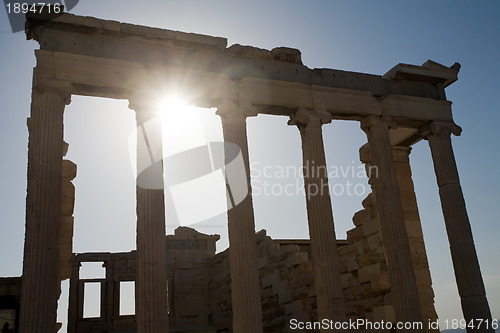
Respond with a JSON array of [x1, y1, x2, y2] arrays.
[[19, 12, 493, 333]]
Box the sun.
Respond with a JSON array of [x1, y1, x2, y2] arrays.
[[155, 96, 208, 158], [156, 96, 187, 114]]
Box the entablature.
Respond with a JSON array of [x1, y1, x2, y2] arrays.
[[27, 12, 459, 147]]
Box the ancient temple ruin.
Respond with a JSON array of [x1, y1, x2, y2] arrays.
[[1, 10, 494, 333]]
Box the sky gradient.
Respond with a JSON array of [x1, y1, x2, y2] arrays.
[[0, 0, 499, 331]]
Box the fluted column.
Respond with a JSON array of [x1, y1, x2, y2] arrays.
[[361, 115, 423, 330], [288, 108, 345, 330], [19, 87, 70, 333], [420, 121, 493, 332], [130, 99, 169, 333], [216, 100, 263, 333], [104, 259, 114, 331], [67, 257, 80, 333]]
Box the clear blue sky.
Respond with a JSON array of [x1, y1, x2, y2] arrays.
[[0, 0, 499, 330]]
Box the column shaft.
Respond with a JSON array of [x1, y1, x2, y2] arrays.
[[104, 259, 114, 331], [67, 258, 80, 333], [133, 105, 169, 333], [423, 122, 493, 332], [217, 101, 263, 333], [289, 109, 345, 331], [361, 116, 423, 330], [392, 147, 438, 331], [19, 88, 68, 333]]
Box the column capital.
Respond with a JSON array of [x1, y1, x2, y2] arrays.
[[215, 99, 258, 122], [32, 85, 72, 106], [287, 108, 332, 129], [128, 95, 161, 124], [128, 92, 157, 110], [359, 145, 411, 164], [392, 146, 412, 162], [360, 115, 397, 133], [419, 120, 462, 140]]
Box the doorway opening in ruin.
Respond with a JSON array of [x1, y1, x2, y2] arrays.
[[59, 96, 137, 332], [64, 96, 138, 254], [160, 104, 230, 248]]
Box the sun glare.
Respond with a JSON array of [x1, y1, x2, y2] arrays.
[[156, 97, 208, 158], [154, 96, 229, 228], [156, 97, 187, 114]]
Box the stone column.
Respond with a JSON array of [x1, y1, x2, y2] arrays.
[[288, 108, 346, 329], [67, 257, 80, 333], [420, 121, 493, 332], [19, 87, 70, 333], [216, 100, 263, 333], [104, 259, 114, 331], [361, 145, 439, 331], [360, 115, 423, 330], [129, 99, 169, 333], [392, 146, 439, 330]]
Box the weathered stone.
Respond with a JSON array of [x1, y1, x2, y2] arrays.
[[346, 257, 359, 272], [226, 44, 272, 60], [373, 305, 396, 322], [271, 47, 302, 64], [341, 272, 356, 288], [362, 218, 380, 237], [367, 233, 381, 250], [285, 300, 303, 314], [347, 226, 364, 243], [61, 180, 75, 216], [286, 252, 308, 267], [371, 271, 390, 293], [352, 209, 369, 226], [358, 263, 381, 284], [62, 159, 77, 179]]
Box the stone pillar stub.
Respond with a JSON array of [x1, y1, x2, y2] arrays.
[[360, 115, 424, 331], [288, 108, 346, 331], [420, 121, 493, 332], [67, 257, 80, 333], [216, 99, 263, 333], [129, 98, 169, 333], [19, 86, 70, 333]]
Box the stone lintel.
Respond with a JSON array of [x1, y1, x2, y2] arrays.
[[383, 60, 460, 87], [26, 13, 455, 102], [34, 50, 452, 125], [27, 12, 228, 51]]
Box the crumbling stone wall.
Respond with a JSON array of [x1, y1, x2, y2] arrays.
[[339, 193, 393, 322], [332, 145, 438, 332], [0, 277, 21, 333], [165, 227, 219, 328], [67, 227, 219, 333], [59, 141, 76, 281], [208, 231, 319, 333]]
